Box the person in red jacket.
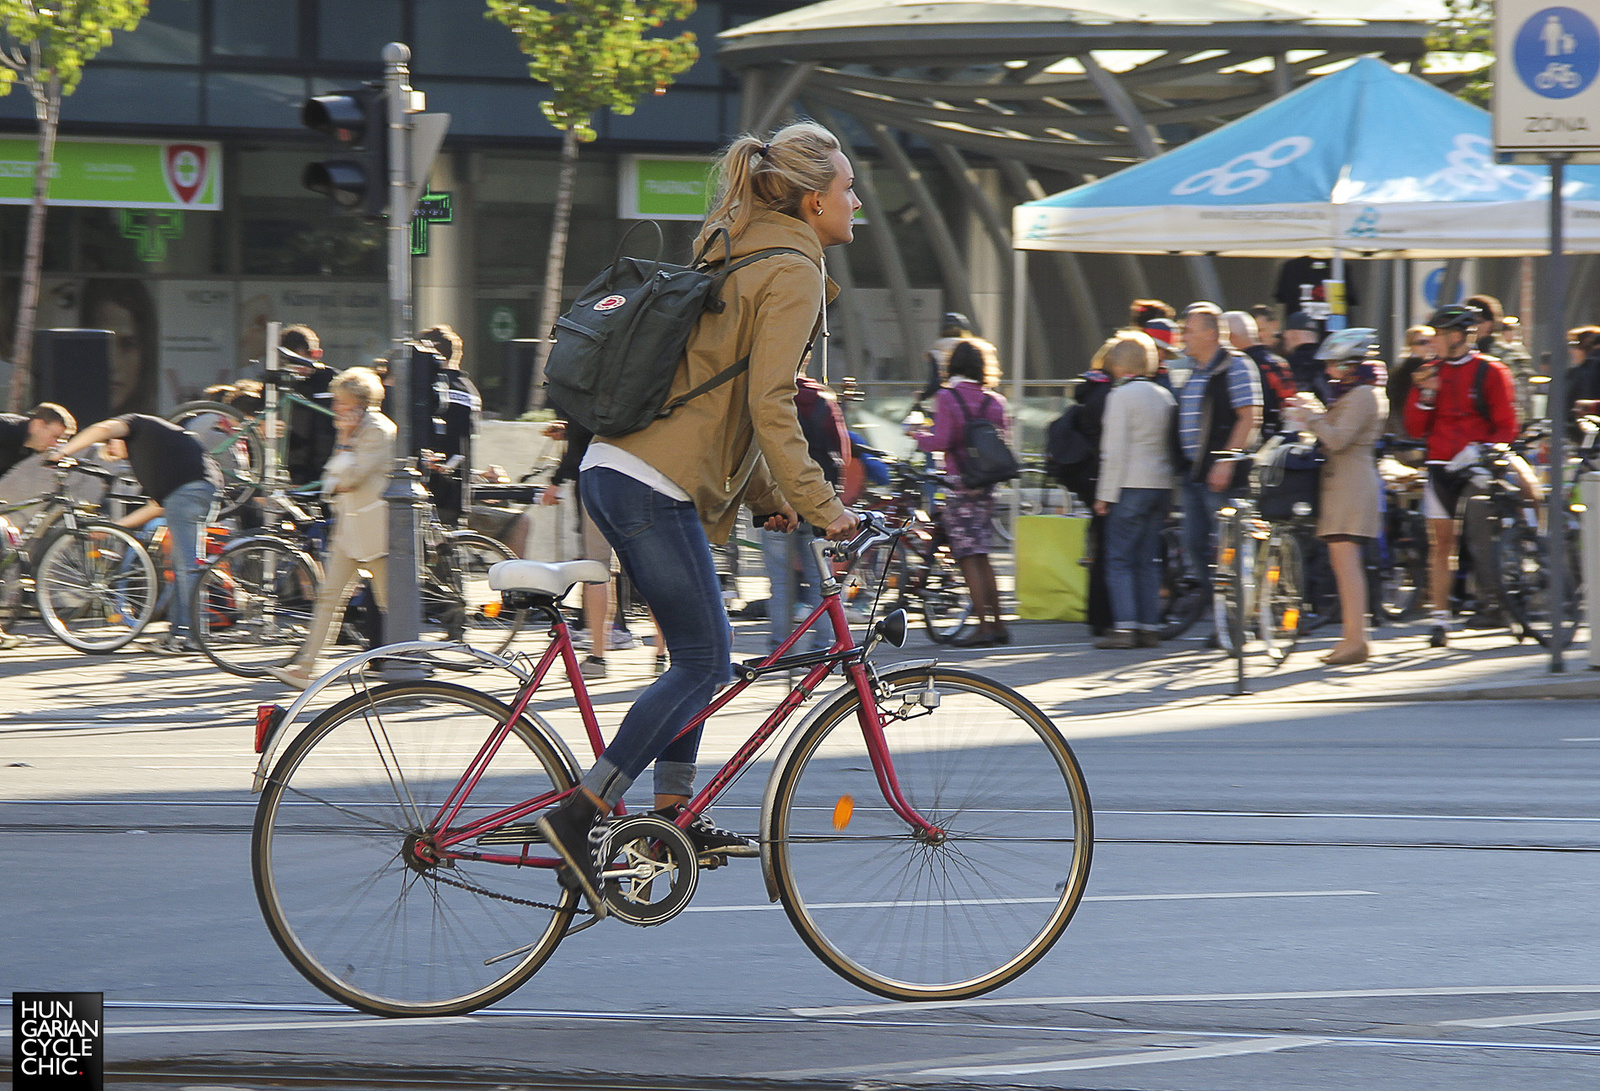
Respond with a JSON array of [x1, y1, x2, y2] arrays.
[[1403, 303, 1520, 648]]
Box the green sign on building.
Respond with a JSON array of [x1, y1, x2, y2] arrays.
[[619, 155, 712, 221], [0, 136, 222, 210]]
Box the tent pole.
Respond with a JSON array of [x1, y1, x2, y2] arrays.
[[1011, 247, 1027, 534]]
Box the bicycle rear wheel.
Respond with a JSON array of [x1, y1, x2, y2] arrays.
[[1258, 531, 1304, 664], [252, 681, 580, 1017], [1212, 513, 1251, 657], [168, 400, 262, 518], [194, 538, 319, 677], [919, 545, 974, 644], [1493, 517, 1579, 649], [422, 531, 525, 654], [35, 522, 158, 652], [1156, 524, 1204, 639], [766, 665, 1093, 1001]]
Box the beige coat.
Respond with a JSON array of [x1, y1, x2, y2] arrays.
[[323, 409, 396, 562], [1307, 384, 1386, 540], [606, 210, 848, 544]]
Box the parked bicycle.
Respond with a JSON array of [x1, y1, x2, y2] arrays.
[[193, 490, 523, 676], [248, 511, 1093, 1015], [854, 457, 974, 643], [0, 461, 160, 652]]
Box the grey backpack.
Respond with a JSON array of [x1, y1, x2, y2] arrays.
[[544, 221, 806, 437]]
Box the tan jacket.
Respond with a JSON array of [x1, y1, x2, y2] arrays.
[[324, 409, 396, 562], [1308, 384, 1386, 540], [606, 210, 848, 544]]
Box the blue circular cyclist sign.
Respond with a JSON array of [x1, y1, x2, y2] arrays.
[[1514, 7, 1600, 99]]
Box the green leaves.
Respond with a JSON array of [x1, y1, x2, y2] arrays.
[[1424, 0, 1493, 107], [486, 0, 698, 140], [0, 0, 149, 98]]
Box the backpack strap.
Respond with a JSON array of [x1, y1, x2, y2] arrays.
[[1472, 355, 1492, 425], [700, 246, 811, 314], [653, 288, 825, 422]]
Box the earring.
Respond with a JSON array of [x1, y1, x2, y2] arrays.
[[814, 206, 823, 215]]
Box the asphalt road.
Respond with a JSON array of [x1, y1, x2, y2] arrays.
[[4, 627, 1600, 1089]]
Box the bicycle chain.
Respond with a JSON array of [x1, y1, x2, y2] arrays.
[[424, 865, 585, 916]]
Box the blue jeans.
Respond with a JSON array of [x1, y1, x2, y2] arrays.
[[1104, 488, 1169, 630], [578, 468, 731, 805], [762, 526, 825, 653], [163, 479, 215, 640], [1180, 479, 1231, 591]]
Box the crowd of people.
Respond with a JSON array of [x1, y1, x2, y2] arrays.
[[1045, 290, 1562, 666]]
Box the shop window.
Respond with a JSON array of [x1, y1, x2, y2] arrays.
[[204, 73, 308, 128], [413, 0, 527, 78], [213, 0, 300, 58], [318, 0, 403, 62], [241, 199, 385, 277], [60, 68, 202, 127], [415, 82, 553, 139], [96, 0, 201, 65]]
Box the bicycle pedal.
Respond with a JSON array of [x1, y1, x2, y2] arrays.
[[475, 823, 544, 846]]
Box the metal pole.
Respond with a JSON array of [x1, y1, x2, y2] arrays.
[[1544, 153, 1570, 673], [382, 41, 425, 646]]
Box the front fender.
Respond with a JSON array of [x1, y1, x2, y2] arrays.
[[758, 659, 940, 902]]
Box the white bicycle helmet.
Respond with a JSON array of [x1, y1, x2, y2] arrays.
[[1314, 327, 1379, 362]]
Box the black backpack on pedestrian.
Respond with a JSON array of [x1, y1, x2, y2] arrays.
[[544, 220, 808, 437], [950, 388, 1020, 489]]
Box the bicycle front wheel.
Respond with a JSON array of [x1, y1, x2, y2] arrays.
[[169, 400, 262, 517], [766, 665, 1093, 1001], [422, 531, 524, 654], [253, 681, 580, 1017], [35, 522, 158, 652], [194, 538, 320, 677], [1258, 531, 1304, 664]]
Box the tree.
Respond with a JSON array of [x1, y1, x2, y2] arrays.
[[0, 1, 147, 412], [1426, 0, 1494, 107], [487, 0, 697, 411]]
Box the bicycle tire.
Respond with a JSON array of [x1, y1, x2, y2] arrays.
[[1258, 531, 1304, 664], [35, 522, 158, 652], [1212, 513, 1251, 657], [168, 400, 262, 518], [1493, 518, 1579, 649], [919, 545, 974, 644], [193, 537, 320, 677], [766, 665, 1093, 1001], [422, 531, 524, 654], [1156, 524, 1205, 639], [252, 681, 581, 1017], [1374, 509, 1428, 621]]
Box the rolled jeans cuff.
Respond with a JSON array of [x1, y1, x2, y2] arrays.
[[580, 756, 631, 809], [652, 760, 696, 799]]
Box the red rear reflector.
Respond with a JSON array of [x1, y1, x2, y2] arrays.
[[256, 704, 286, 753]]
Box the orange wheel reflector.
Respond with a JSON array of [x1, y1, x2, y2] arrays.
[[107, 613, 123, 624], [483, 601, 501, 618], [832, 795, 854, 830], [1283, 608, 1299, 630], [1220, 547, 1235, 565]]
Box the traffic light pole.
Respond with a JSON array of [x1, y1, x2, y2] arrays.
[[381, 41, 426, 646]]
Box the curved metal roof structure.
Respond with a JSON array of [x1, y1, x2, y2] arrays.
[[716, 0, 1457, 378]]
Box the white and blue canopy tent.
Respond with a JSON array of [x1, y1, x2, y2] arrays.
[[1011, 55, 1600, 259]]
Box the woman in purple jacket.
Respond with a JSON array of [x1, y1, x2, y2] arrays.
[[911, 339, 1010, 646]]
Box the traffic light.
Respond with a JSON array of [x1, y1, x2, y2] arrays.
[[302, 84, 388, 217]]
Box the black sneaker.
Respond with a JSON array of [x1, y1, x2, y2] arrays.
[[535, 794, 608, 917], [652, 803, 760, 859], [1428, 624, 1449, 648], [150, 634, 201, 655]]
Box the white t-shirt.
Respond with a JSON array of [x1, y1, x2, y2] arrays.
[[579, 440, 692, 502]]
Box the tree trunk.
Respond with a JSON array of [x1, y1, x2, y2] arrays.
[[7, 77, 60, 414], [527, 125, 582, 414]]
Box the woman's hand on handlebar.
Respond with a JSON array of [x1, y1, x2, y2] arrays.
[[762, 505, 799, 533], [823, 509, 861, 541]]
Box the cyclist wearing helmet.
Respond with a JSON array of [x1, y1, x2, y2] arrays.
[[1403, 303, 1519, 648], [1286, 329, 1387, 666]]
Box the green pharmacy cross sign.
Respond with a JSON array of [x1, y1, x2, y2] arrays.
[[411, 190, 453, 255]]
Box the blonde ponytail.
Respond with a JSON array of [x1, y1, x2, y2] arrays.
[[703, 121, 842, 239]]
